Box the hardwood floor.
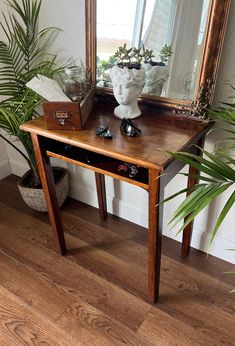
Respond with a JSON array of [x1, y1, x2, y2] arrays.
[[0, 175, 234, 345]]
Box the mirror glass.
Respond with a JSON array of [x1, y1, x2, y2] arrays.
[[96, 0, 211, 101]]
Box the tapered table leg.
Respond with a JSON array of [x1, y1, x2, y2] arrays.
[[95, 172, 107, 220], [31, 133, 66, 255], [182, 136, 205, 257], [148, 169, 163, 303]]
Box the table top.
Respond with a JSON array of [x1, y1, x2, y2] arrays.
[[20, 101, 212, 170]]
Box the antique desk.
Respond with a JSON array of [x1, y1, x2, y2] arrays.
[[20, 100, 213, 303]]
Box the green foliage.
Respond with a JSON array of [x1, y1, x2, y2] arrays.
[[142, 46, 155, 62], [0, 0, 65, 185], [113, 43, 145, 67], [131, 47, 144, 64], [113, 43, 134, 66], [100, 60, 108, 69], [165, 102, 235, 245], [159, 44, 173, 64], [112, 43, 173, 67], [108, 55, 116, 64]]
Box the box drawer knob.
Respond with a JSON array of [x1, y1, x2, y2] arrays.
[[54, 111, 71, 126]]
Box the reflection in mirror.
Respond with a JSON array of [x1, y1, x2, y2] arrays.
[[96, 0, 211, 101]]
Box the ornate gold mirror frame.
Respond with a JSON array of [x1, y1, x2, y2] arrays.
[[86, 0, 231, 114]]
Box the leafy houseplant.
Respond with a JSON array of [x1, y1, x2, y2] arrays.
[[0, 0, 65, 188], [166, 105, 235, 241], [143, 44, 173, 66], [159, 44, 173, 65], [96, 55, 116, 87], [165, 98, 235, 285], [113, 43, 144, 69], [142, 47, 155, 63]]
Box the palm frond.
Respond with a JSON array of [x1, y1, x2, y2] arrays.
[[167, 150, 234, 181], [165, 146, 235, 243], [0, 0, 62, 99], [210, 108, 235, 127], [210, 191, 235, 243], [170, 183, 232, 235], [0, 0, 66, 185]]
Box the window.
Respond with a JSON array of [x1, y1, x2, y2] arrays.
[[97, 0, 177, 62]]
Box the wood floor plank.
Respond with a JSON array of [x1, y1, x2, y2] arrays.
[[0, 176, 148, 269], [4, 200, 232, 319], [138, 309, 213, 346], [5, 176, 233, 289], [64, 234, 149, 300], [138, 300, 235, 346], [56, 300, 153, 346], [0, 333, 18, 346], [159, 255, 234, 316], [0, 176, 234, 345], [0, 251, 73, 321], [152, 294, 235, 343], [62, 197, 148, 244], [0, 221, 151, 332], [0, 202, 149, 300], [137, 259, 235, 345], [0, 249, 151, 345], [0, 285, 81, 346], [0, 175, 147, 244], [63, 212, 148, 269]]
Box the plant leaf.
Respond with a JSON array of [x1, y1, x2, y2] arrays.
[[210, 191, 235, 243]]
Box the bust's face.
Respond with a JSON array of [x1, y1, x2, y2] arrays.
[[113, 81, 139, 105]]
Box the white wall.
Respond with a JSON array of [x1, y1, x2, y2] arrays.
[[1, 0, 235, 264], [39, 0, 86, 64], [0, 137, 11, 180]]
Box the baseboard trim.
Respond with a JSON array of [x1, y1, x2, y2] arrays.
[[0, 159, 11, 180], [69, 182, 148, 227], [163, 217, 235, 264], [9, 160, 28, 178], [190, 227, 235, 264]]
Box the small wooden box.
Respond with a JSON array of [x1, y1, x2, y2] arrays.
[[43, 88, 94, 130]]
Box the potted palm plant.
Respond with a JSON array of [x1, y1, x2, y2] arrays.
[[0, 0, 69, 211], [165, 98, 235, 286]]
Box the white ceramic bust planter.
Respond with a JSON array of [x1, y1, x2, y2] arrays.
[[110, 66, 145, 119], [142, 63, 169, 96]]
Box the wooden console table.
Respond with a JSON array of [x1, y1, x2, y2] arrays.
[[20, 101, 213, 303]]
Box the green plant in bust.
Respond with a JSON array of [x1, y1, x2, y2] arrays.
[[159, 44, 173, 65], [131, 47, 144, 66], [142, 44, 172, 66], [113, 43, 144, 69], [142, 46, 155, 63], [0, 0, 65, 186]]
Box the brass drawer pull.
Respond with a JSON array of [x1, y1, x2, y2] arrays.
[[54, 111, 71, 126]]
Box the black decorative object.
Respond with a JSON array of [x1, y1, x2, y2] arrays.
[[120, 118, 141, 137], [101, 129, 113, 139], [96, 125, 108, 136], [96, 125, 113, 139], [128, 164, 138, 178], [118, 162, 138, 178]]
